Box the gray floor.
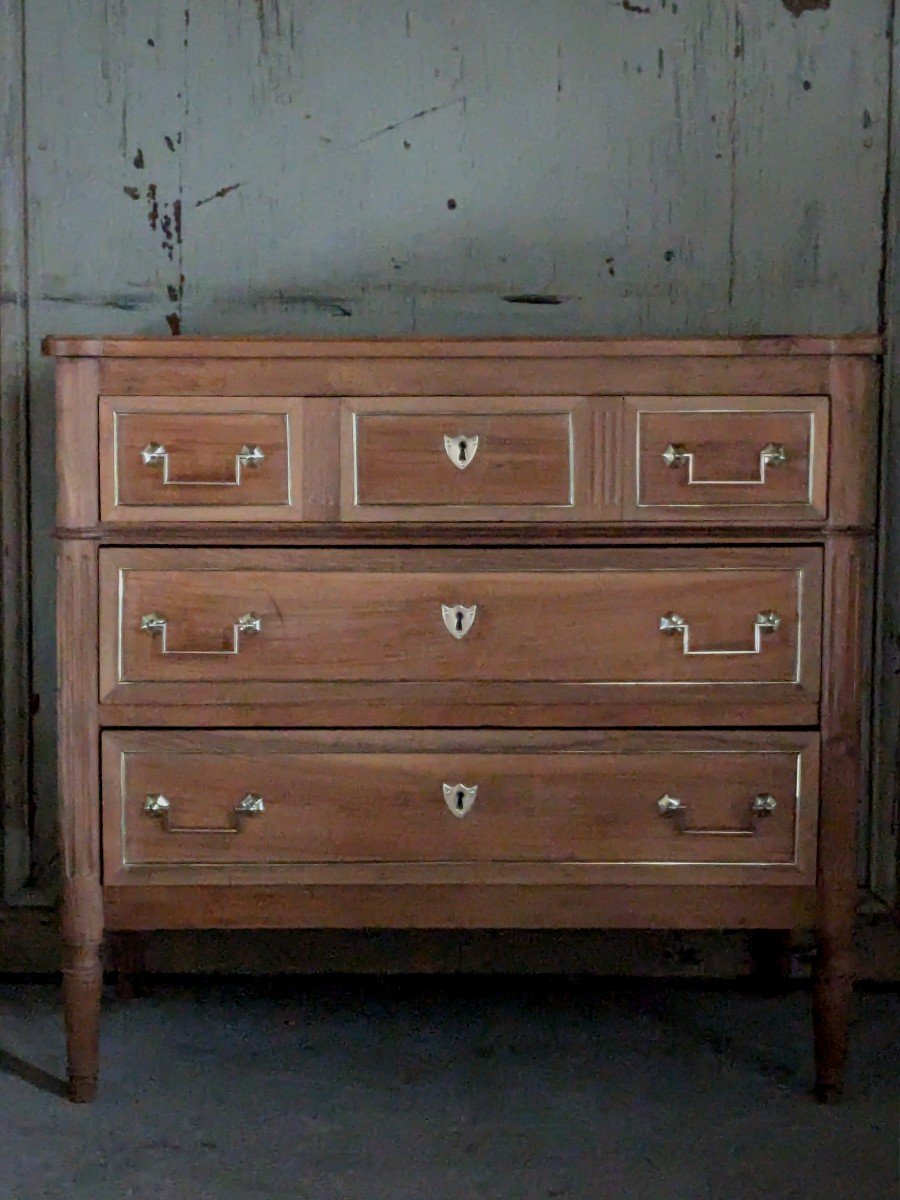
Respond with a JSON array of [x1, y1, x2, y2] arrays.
[[0, 977, 896, 1200]]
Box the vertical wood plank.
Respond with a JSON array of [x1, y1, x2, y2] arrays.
[[0, 0, 34, 901], [730, 2, 889, 334], [871, 0, 900, 907]]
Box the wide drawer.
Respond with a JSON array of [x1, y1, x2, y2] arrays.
[[99, 396, 304, 521], [99, 547, 821, 720], [623, 395, 829, 520], [101, 730, 818, 886]]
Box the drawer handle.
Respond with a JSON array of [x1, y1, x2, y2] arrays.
[[659, 610, 780, 656], [140, 611, 262, 655], [661, 441, 787, 485], [144, 792, 265, 834], [657, 792, 777, 836], [443, 782, 478, 817], [441, 603, 477, 639], [444, 434, 479, 470], [140, 442, 265, 486]]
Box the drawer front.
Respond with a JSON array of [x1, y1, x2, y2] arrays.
[[99, 396, 303, 521], [342, 396, 594, 520], [102, 730, 818, 885], [99, 547, 821, 717], [624, 396, 829, 519]]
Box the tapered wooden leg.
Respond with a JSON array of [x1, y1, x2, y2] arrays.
[[61, 878, 103, 1102], [813, 534, 869, 1102], [812, 930, 854, 1102]]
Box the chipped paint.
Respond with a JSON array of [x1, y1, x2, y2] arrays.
[[503, 294, 565, 305], [195, 182, 243, 207], [782, 0, 830, 15]]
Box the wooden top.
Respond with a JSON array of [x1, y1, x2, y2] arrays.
[[42, 334, 882, 359]]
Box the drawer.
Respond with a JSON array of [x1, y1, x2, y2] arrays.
[[99, 547, 821, 719], [99, 396, 304, 521], [101, 730, 818, 886], [623, 396, 829, 520], [341, 396, 595, 520]]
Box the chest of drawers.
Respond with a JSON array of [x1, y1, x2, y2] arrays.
[[46, 335, 880, 1102]]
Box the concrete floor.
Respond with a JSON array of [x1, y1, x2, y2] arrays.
[[0, 977, 896, 1200]]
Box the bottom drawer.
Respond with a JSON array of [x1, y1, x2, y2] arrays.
[[102, 731, 818, 887]]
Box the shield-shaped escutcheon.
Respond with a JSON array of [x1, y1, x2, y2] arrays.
[[441, 603, 477, 639], [443, 782, 478, 818], [443, 433, 479, 470]]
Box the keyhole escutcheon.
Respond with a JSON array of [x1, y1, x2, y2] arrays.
[[444, 433, 479, 471], [441, 603, 477, 639], [443, 782, 477, 817]]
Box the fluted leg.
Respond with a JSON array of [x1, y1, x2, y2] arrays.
[[813, 534, 869, 1103], [57, 540, 103, 1102]]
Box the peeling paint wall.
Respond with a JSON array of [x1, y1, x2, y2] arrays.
[[1, 1, 894, 912]]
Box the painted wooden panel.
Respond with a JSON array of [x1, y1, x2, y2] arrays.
[[0, 0, 892, 902]]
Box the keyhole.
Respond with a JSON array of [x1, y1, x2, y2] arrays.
[[457, 439, 468, 464], [456, 790, 465, 812], [455, 611, 464, 633]]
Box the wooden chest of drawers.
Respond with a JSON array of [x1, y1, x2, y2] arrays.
[[46, 335, 880, 1102]]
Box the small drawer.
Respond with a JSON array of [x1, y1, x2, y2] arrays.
[[99, 396, 303, 522], [342, 396, 593, 520], [624, 395, 829, 520], [102, 729, 818, 886], [99, 546, 821, 721]]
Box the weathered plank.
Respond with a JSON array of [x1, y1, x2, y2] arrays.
[[0, 0, 36, 902]]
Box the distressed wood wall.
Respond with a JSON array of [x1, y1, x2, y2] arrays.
[[1, 1, 896, 959]]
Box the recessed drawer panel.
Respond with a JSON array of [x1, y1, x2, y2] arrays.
[[342, 396, 593, 519], [99, 396, 303, 521], [99, 547, 821, 718], [102, 730, 818, 886], [624, 396, 829, 519]]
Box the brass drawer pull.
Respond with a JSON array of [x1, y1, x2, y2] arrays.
[[444, 434, 479, 470], [441, 603, 477, 639], [662, 441, 787, 485], [144, 792, 265, 834], [141, 442, 265, 486], [140, 611, 262, 655], [659, 610, 780, 656], [657, 792, 777, 836], [443, 782, 477, 817]]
